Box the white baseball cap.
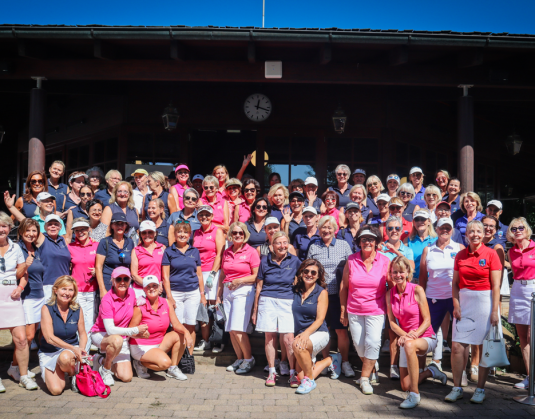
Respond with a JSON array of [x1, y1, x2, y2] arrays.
[[437, 218, 454, 228], [139, 220, 157, 232], [143, 275, 160, 288], [72, 220, 90, 230], [387, 174, 400, 184], [487, 200, 503, 210], [409, 166, 423, 175], [376, 193, 391, 203], [302, 206, 318, 215], [413, 210, 430, 219], [192, 174, 204, 181], [36, 192, 55, 202], [264, 216, 280, 226], [44, 214, 62, 224], [304, 177, 318, 186], [358, 229, 377, 238]]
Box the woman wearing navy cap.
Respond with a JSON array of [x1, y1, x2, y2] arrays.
[[336, 202, 362, 254], [351, 168, 366, 188], [191, 174, 204, 196], [293, 207, 321, 262]]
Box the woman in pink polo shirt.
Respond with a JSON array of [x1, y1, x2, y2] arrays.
[[386, 256, 447, 409], [235, 179, 260, 223], [320, 190, 344, 233], [68, 218, 99, 340], [129, 276, 194, 381], [216, 221, 260, 375], [507, 217, 535, 389], [224, 178, 243, 224], [90, 267, 149, 386], [131, 220, 166, 298], [340, 225, 390, 396], [170, 164, 191, 211], [201, 175, 229, 233], [213, 165, 229, 196]]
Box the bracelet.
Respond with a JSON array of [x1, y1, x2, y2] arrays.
[[17, 285, 24, 291]]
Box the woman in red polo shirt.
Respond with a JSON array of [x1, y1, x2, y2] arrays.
[[445, 220, 502, 404], [507, 217, 535, 389]]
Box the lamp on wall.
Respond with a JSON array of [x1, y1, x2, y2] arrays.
[[332, 105, 347, 134], [162, 103, 179, 131], [0, 125, 4, 144], [505, 132, 522, 155]]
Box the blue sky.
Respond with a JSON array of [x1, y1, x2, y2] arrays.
[[2, 0, 534, 34]]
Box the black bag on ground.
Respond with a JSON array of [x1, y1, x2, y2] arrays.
[[179, 349, 195, 374], [208, 304, 226, 346]]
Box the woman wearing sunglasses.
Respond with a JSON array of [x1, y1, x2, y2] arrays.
[[65, 185, 94, 242], [13, 170, 48, 219], [348, 184, 371, 225], [365, 175, 384, 218], [423, 185, 442, 224], [64, 171, 89, 215], [142, 171, 177, 221], [235, 179, 260, 223], [201, 175, 229, 234], [397, 183, 420, 223], [336, 202, 362, 254], [369, 193, 391, 239], [435, 170, 450, 198], [85, 166, 105, 195], [387, 197, 412, 242], [224, 178, 243, 224], [101, 181, 140, 242], [168, 188, 201, 246], [505, 217, 534, 390], [281, 191, 306, 243], [246, 197, 270, 249], [328, 164, 352, 209], [386, 174, 401, 198], [320, 190, 344, 234], [403, 209, 437, 283]]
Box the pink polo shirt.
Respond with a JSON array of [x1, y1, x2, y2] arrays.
[[510, 240, 535, 280], [173, 183, 188, 210], [130, 297, 170, 346], [68, 238, 99, 293], [221, 243, 260, 283], [201, 195, 226, 226], [193, 223, 219, 271], [390, 282, 434, 337], [91, 288, 136, 337], [347, 251, 390, 316], [134, 242, 165, 289], [321, 207, 340, 233], [226, 197, 239, 225], [237, 200, 252, 223]]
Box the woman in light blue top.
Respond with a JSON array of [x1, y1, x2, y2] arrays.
[[403, 209, 437, 283]]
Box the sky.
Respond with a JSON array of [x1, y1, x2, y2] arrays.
[[2, 0, 535, 34]]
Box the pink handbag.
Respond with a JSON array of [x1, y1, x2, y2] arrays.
[[76, 363, 111, 398]]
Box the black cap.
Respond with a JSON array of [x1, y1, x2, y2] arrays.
[[110, 212, 129, 225], [289, 192, 305, 201], [345, 202, 361, 211]]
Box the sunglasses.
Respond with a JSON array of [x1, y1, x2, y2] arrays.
[[175, 220, 190, 224], [325, 198, 336, 202], [227, 186, 240, 191], [389, 206, 402, 210], [231, 231, 244, 236], [399, 191, 412, 197], [80, 192, 92, 197], [387, 227, 401, 232], [291, 199, 304, 204], [369, 182, 379, 187], [511, 226, 525, 233], [414, 217, 427, 222], [114, 276, 130, 283], [303, 269, 318, 276], [426, 194, 439, 198], [198, 213, 212, 218], [360, 237, 375, 243], [30, 179, 44, 185], [256, 205, 268, 210], [244, 188, 256, 193], [117, 191, 130, 196], [483, 224, 496, 229], [336, 173, 348, 177], [184, 196, 198, 202], [204, 186, 216, 191]]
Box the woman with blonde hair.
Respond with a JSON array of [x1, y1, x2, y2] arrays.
[[38, 275, 87, 395], [423, 185, 442, 223], [101, 180, 140, 240], [366, 175, 384, 218], [454, 192, 484, 245], [404, 209, 437, 282], [145, 198, 170, 247], [267, 183, 289, 223], [142, 171, 177, 220], [348, 184, 371, 224], [213, 165, 230, 196], [329, 164, 352, 209]]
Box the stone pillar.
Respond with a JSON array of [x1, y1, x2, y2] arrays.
[[458, 85, 474, 193]]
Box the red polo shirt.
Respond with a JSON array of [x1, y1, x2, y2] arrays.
[[454, 244, 502, 291]]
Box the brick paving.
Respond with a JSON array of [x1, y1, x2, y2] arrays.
[[1, 355, 535, 419]]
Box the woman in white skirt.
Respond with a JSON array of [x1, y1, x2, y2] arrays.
[[252, 231, 301, 387], [39, 275, 87, 395], [446, 220, 503, 404], [507, 217, 535, 389], [0, 212, 38, 392], [216, 222, 260, 375]]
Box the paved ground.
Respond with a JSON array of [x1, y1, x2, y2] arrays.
[[1, 355, 535, 419]]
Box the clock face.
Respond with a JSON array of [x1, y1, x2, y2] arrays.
[[244, 94, 272, 122]]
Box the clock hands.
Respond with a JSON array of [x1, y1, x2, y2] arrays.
[[257, 106, 270, 112], [255, 100, 260, 110]]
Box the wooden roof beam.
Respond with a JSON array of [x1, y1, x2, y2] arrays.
[[389, 46, 408, 66], [170, 40, 185, 61], [94, 39, 116, 60], [458, 49, 484, 68], [18, 39, 47, 60]]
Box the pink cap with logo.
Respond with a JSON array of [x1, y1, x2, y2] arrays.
[[111, 266, 131, 279]]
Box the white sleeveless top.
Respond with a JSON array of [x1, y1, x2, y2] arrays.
[[425, 240, 461, 299]]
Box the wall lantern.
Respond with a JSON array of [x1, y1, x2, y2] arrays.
[[505, 132, 522, 155], [0, 125, 4, 144], [332, 105, 347, 134], [162, 103, 179, 131]]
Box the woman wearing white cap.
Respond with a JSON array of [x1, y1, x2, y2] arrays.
[[348, 184, 371, 225], [369, 193, 391, 238], [142, 171, 177, 221], [408, 167, 426, 209], [329, 164, 352, 209], [129, 275, 194, 381], [131, 220, 166, 298], [65, 184, 94, 242], [435, 170, 450, 198], [258, 217, 297, 258], [386, 174, 401, 198], [293, 207, 321, 262], [365, 175, 384, 218], [64, 171, 88, 214], [303, 177, 322, 212], [336, 202, 362, 254], [145, 198, 170, 247], [423, 185, 441, 224], [397, 183, 420, 223], [404, 209, 437, 282]]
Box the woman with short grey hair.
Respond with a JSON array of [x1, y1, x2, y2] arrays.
[[86, 166, 105, 195], [329, 164, 352, 209], [397, 182, 420, 222]]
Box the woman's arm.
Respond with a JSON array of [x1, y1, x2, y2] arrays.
[[130, 249, 143, 288], [339, 263, 349, 327], [100, 207, 113, 237], [41, 305, 84, 357], [251, 279, 264, 325], [162, 265, 176, 309], [288, 244, 297, 257], [495, 244, 506, 288], [197, 266, 207, 306], [418, 246, 429, 291], [4, 192, 26, 223], [215, 269, 226, 306], [65, 210, 74, 243], [168, 224, 176, 247], [229, 266, 259, 290], [452, 270, 461, 321], [386, 290, 406, 338], [338, 211, 346, 229], [490, 270, 501, 326], [412, 286, 432, 338], [128, 307, 143, 328], [77, 307, 88, 355], [236, 154, 252, 181], [95, 254, 107, 298], [232, 204, 240, 225], [221, 200, 230, 233], [210, 229, 226, 272], [168, 194, 177, 216], [141, 195, 147, 221], [281, 208, 292, 236], [170, 187, 180, 211]]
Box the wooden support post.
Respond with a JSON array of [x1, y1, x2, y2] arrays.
[[458, 88, 474, 192], [28, 87, 46, 172]]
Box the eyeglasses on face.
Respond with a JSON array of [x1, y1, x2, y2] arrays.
[[413, 217, 427, 223], [231, 230, 244, 236], [336, 172, 348, 177], [290, 199, 304, 204], [115, 276, 130, 283], [255, 205, 268, 210], [325, 198, 336, 202], [511, 226, 525, 233], [483, 224, 496, 230], [244, 188, 256, 193], [369, 182, 379, 187], [30, 179, 44, 185], [303, 268, 318, 276], [437, 208, 450, 212], [80, 192, 92, 197], [360, 237, 375, 243], [389, 205, 402, 210], [387, 226, 401, 232], [184, 196, 198, 202], [198, 213, 212, 218], [399, 191, 412, 197], [204, 186, 216, 191], [117, 191, 130, 196], [175, 220, 190, 224]]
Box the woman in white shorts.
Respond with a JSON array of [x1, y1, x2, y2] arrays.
[[39, 275, 87, 395], [292, 259, 339, 395], [128, 276, 194, 380], [387, 256, 447, 409], [163, 221, 205, 348], [216, 222, 260, 375], [90, 267, 149, 386], [252, 231, 300, 387]]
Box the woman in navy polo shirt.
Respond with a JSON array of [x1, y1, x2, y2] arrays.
[[293, 207, 321, 261], [336, 202, 362, 253], [365, 175, 384, 218], [163, 221, 205, 350], [65, 184, 94, 242], [47, 161, 69, 213], [146, 198, 170, 247], [252, 231, 301, 387], [454, 192, 485, 246], [398, 183, 420, 223], [14, 170, 48, 218], [101, 181, 140, 242], [267, 183, 288, 222], [281, 192, 306, 244], [328, 164, 352, 209], [348, 184, 371, 224], [246, 197, 270, 249], [64, 172, 88, 215], [95, 213, 134, 296], [168, 188, 201, 246], [443, 178, 461, 215], [142, 171, 177, 221]]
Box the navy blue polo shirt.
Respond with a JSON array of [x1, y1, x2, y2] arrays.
[[246, 220, 267, 249], [442, 194, 461, 214], [304, 197, 322, 213], [257, 253, 301, 299], [270, 208, 283, 222], [410, 186, 426, 208], [40, 234, 71, 286], [21, 200, 39, 218], [94, 188, 112, 208], [360, 204, 371, 224], [40, 304, 80, 354], [366, 196, 380, 218], [495, 220, 509, 247], [48, 180, 69, 212], [168, 210, 201, 245], [402, 202, 417, 222], [293, 231, 321, 261], [155, 219, 170, 247], [162, 244, 201, 292], [70, 202, 89, 220], [329, 184, 352, 209], [144, 191, 170, 220], [288, 218, 306, 244], [454, 211, 485, 246], [293, 284, 329, 335], [19, 241, 44, 300], [335, 228, 361, 254], [64, 194, 79, 214], [96, 236, 134, 291]]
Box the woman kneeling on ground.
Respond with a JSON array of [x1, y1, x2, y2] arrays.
[[386, 256, 447, 409], [129, 276, 194, 380]]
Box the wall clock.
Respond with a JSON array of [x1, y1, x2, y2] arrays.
[[244, 94, 272, 122]]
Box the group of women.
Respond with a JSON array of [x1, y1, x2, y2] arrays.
[[1, 160, 531, 409]]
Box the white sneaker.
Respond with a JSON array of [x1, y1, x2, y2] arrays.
[[0, 378, 5, 393], [19, 376, 38, 391], [470, 388, 486, 404], [166, 366, 187, 381], [427, 364, 448, 385], [212, 344, 225, 354], [7, 363, 35, 381], [279, 361, 290, 376], [342, 361, 355, 377], [461, 370, 468, 387], [515, 376, 529, 389], [381, 339, 390, 353], [132, 359, 150, 379], [264, 358, 280, 372], [226, 359, 243, 372], [99, 365, 115, 386], [194, 340, 207, 352], [400, 392, 421, 409], [360, 379, 374, 395], [90, 344, 99, 352], [390, 365, 400, 380], [469, 366, 479, 382], [235, 357, 255, 374], [429, 361, 442, 372], [445, 387, 463, 402], [71, 375, 79, 393], [356, 372, 377, 385]]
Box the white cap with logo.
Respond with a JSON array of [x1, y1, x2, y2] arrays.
[[264, 216, 280, 226], [437, 218, 454, 228], [143, 275, 160, 288], [409, 166, 423, 175], [376, 193, 391, 203], [304, 177, 318, 186], [487, 200, 503, 210], [413, 210, 431, 219], [302, 206, 318, 215], [139, 220, 157, 232], [37, 192, 55, 202]]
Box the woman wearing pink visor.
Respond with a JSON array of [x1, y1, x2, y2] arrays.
[[170, 164, 191, 211], [129, 275, 194, 380], [90, 266, 149, 386]]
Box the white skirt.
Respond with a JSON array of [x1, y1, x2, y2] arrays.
[[38, 348, 76, 383], [255, 296, 294, 334], [508, 281, 535, 325], [500, 270, 510, 296], [130, 344, 160, 361], [22, 296, 46, 324], [202, 270, 220, 301]]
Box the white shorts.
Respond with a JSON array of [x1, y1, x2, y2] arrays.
[[203, 271, 220, 301], [171, 289, 201, 325], [43, 285, 53, 304], [90, 331, 131, 364], [255, 296, 294, 334], [309, 331, 330, 363], [130, 344, 160, 361], [22, 296, 46, 324], [223, 284, 255, 333], [38, 348, 76, 383], [399, 336, 438, 368], [348, 313, 384, 360], [77, 291, 96, 339]]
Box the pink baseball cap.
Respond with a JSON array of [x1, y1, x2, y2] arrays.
[[175, 164, 190, 172], [111, 266, 131, 279]]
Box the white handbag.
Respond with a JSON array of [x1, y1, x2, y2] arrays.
[[479, 325, 510, 368]]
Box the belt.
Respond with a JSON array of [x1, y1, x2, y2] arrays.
[[1, 279, 17, 286], [519, 280, 535, 285]]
